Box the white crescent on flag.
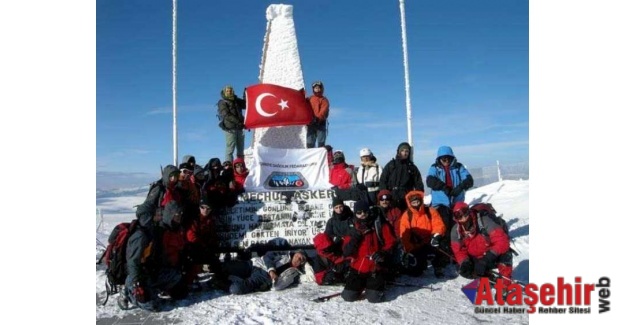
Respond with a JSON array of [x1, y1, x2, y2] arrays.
[[255, 93, 277, 117]]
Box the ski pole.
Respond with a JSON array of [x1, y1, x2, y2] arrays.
[[490, 270, 526, 288], [387, 281, 434, 291], [311, 292, 341, 302], [435, 247, 457, 263]]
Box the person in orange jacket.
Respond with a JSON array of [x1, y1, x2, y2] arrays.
[[306, 81, 330, 148], [398, 190, 447, 278]]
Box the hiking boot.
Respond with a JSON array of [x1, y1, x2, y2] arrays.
[[434, 267, 445, 278], [117, 293, 130, 310]]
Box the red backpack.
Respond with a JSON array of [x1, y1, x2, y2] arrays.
[[98, 219, 139, 305]]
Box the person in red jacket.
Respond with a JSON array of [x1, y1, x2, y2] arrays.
[[306, 81, 330, 148], [184, 198, 225, 288], [341, 200, 395, 303], [329, 150, 357, 189], [311, 232, 351, 285], [376, 190, 403, 278], [450, 202, 513, 287], [232, 157, 248, 194]]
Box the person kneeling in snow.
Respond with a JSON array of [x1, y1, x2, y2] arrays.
[[341, 200, 395, 303], [222, 250, 313, 295], [121, 201, 188, 312], [450, 202, 513, 287], [311, 232, 351, 285]]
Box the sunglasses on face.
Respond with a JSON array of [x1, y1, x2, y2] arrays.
[[356, 210, 367, 215], [380, 199, 390, 202], [440, 156, 452, 162], [169, 172, 181, 178], [200, 205, 211, 210]]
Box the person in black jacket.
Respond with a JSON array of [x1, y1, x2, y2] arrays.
[[379, 142, 424, 212], [217, 85, 246, 163]]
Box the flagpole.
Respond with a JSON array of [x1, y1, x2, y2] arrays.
[[172, 0, 179, 166], [398, 0, 413, 147]]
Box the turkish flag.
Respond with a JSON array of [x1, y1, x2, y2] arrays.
[[244, 83, 313, 129]]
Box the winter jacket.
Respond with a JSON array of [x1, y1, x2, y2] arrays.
[[450, 214, 510, 265], [136, 165, 181, 227], [356, 161, 381, 194], [252, 251, 301, 275], [217, 91, 246, 131], [324, 205, 354, 239], [382, 205, 403, 240], [342, 218, 395, 274], [232, 157, 249, 193], [312, 233, 350, 285], [398, 190, 446, 253], [307, 93, 330, 124], [126, 201, 185, 288], [379, 143, 424, 209], [330, 162, 357, 189], [185, 213, 218, 254], [426, 146, 474, 208]]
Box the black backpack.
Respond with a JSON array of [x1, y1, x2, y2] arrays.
[[99, 219, 139, 305]]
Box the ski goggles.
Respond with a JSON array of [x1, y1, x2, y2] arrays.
[[453, 207, 470, 220]]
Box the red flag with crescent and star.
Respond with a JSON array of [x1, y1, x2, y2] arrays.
[[244, 83, 313, 129]]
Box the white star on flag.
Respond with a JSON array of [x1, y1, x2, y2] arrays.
[[278, 99, 289, 110]]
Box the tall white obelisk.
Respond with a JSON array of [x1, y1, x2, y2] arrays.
[[251, 4, 308, 149]]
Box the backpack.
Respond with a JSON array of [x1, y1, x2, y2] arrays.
[[470, 203, 517, 256], [470, 203, 509, 236], [99, 219, 139, 305]]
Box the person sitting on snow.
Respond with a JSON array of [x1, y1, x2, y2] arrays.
[[222, 250, 312, 295], [450, 202, 513, 287]]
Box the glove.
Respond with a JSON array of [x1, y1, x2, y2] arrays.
[[333, 260, 350, 274], [459, 260, 474, 279], [322, 270, 336, 285], [370, 251, 385, 264], [450, 186, 464, 197], [474, 259, 489, 276], [443, 187, 452, 197], [322, 240, 342, 255], [132, 283, 147, 303], [430, 234, 442, 247], [402, 252, 417, 268]]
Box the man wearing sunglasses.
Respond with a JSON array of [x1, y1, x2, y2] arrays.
[[341, 200, 395, 303], [449, 202, 513, 288]]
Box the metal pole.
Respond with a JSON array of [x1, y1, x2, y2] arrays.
[[172, 0, 178, 166], [398, 0, 413, 147]]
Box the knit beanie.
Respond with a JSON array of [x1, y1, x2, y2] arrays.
[[332, 197, 344, 208]]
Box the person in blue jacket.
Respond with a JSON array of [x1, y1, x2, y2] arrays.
[[426, 146, 473, 262]]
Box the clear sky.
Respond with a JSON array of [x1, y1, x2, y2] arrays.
[[97, 0, 528, 175]]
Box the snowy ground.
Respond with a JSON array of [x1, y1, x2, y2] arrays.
[[96, 180, 529, 324]]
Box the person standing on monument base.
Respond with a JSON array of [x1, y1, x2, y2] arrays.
[[306, 81, 330, 148], [217, 85, 246, 163]]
